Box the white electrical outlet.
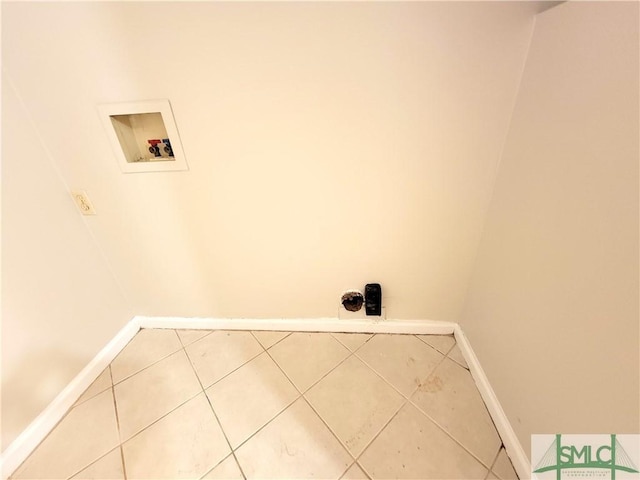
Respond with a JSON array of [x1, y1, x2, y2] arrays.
[[71, 190, 96, 215]]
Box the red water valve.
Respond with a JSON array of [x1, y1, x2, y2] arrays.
[[147, 139, 162, 157]]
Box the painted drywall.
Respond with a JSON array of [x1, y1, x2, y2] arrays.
[[1, 2, 540, 320], [1, 76, 134, 450], [461, 1, 639, 457]]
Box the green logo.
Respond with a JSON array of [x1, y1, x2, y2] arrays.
[[533, 434, 639, 480]]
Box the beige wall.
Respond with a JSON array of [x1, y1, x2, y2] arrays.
[[1, 2, 539, 320], [461, 1, 639, 457], [1, 76, 134, 450], [8, 0, 635, 461]]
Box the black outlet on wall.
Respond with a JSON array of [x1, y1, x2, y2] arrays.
[[365, 283, 382, 316]]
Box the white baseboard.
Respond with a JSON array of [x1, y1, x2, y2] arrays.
[[135, 315, 457, 335], [2, 316, 528, 480], [453, 325, 531, 479], [0, 318, 141, 480]]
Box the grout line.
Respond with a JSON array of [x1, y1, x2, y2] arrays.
[[251, 330, 293, 350], [197, 457, 224, 480], [209, 350, 303, 454], [297, 345, 354, 394], [285, 393, 359, 470], [259, 330, 478, 479], [108, 366, 128, 480], [329, 331, 375, 354], [485, 447, 503, 480], [199, 352, 264, 391], [248, 330, 263, 348], [492, 444, 506, 471], [254, 331, 355, 397], [119, 435, 128, 478], [168, 330, 306, 463], [71, 371, 112, 409], [182, 340, 247, 480], [171, 328, 181, 344], [64, 368, 125, 480], [351, 349, 499, 473], [63, 446, 122, 480], [105, 335, 209, 448], [335, 462, 354, 480], [355, 460, 372, 480], [413, 333, 456, 356], [446, 346, 470, 370], [8, 391, 93, 477], [407, 337, 494, 468], [175, 329, 214, 349], [112, 348, 181, 386], [349, 347, 451, 474], [299, 394, 356, 464], [186, 331, 265, 391], [11, 315, 143, 475], [403, 358, 500, 470], [116, 382, 203, 445], [352, 399, 409, 478], [214, 333, 308, 453], [338, 461, 372, 480], [353, 338, 446, 401], [337, 462, 356, 480], [183, 328, 302, 465], [230, 454, 246, 480], [111, 331, 184, 386], [453, 325, 527, 475], [223, 391, 303, 454], [197, 452, 237, 480], [405, 396, 499, 471], [260, 335, 360, 465]]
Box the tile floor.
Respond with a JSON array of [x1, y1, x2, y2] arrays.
[[10, 329, 519, 480]]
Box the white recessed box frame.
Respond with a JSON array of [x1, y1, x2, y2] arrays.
[[98, 99, 188, 173]]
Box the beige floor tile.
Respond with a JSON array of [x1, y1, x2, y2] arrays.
[[252, 330, 290, 349], [270, 332, 351, 392], [234, 398, 352, 479], [416, 334, 456, 355], [448, 344, 469, 368], [11, 330, 507, 480], [206, 352, 299, 448], [357, 334, 444, 396], [331, 333, 373, 352], [122, 394, 230, 479], [176, 329, 212, 347], [341, 463, 369, 479], [359, 403, 488, 479], [185, 331, 263, 388], [111, 329, 182, 383], [12, 390, 119, 480], [70, 448, 124, 479], [305, 356, 405, 456], [410, 358, 500, 467], [202, 454, 244, 479], [492, 448, 519, 479], [74, 368, 112, 406], [114, 350, 202, 440]]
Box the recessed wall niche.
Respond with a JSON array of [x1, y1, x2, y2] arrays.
[[98, 100, 188, 173]]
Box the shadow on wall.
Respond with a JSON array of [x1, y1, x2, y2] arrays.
[[1, 349, 88, 450]]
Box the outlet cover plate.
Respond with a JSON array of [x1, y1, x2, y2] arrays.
[[71, 190, 96, 215]]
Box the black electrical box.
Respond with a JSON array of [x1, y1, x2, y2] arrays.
[[365, 283, 382, 316]]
